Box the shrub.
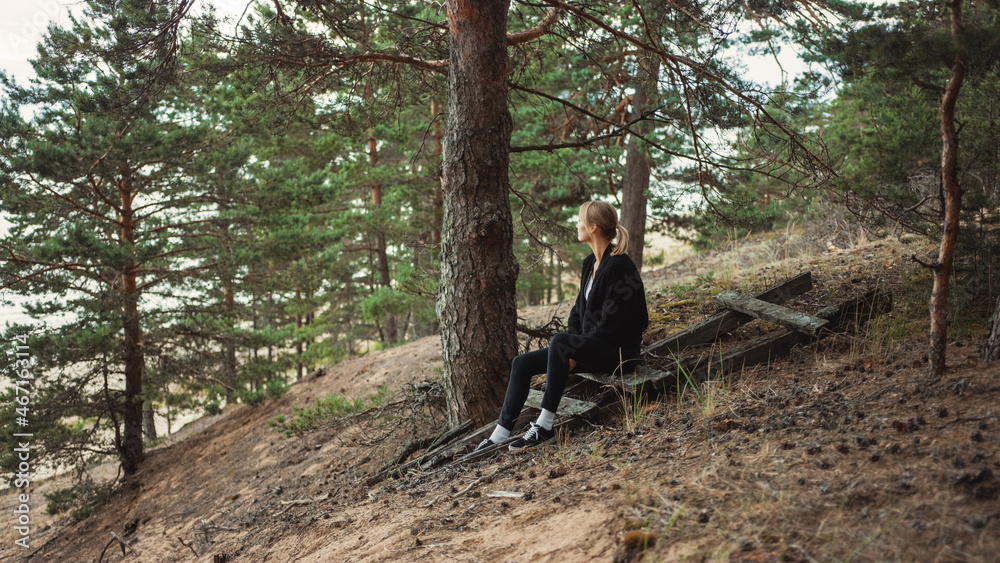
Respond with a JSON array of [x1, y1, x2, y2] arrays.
[[268, 384, 391, 437], [45, 478, 114, 522]]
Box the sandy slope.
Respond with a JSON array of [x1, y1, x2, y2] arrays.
[[5, 233, 1000, 562]]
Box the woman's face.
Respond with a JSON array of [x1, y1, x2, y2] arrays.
[[577, 212, 595, 243]]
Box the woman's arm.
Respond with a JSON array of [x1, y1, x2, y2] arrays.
[[579, 258, 648, 343], [566, 255, 595, 334]]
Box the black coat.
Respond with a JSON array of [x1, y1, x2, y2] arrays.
[[566, 245, 648, 350]]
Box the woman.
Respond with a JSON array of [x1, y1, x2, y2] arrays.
[[477, 201, 648, 453]]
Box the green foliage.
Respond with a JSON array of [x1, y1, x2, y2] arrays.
[[236, 388, 266, 406], [267, 384, 392, 437], [236, 379, 289, 406], [814, 0, 1000, 293], [359, 287, 414, 326], [44, 478, 115, 522], [265, 379, 288, 400], [204, 400, 223, 417]]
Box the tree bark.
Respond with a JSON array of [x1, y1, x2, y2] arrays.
[[369, 134, 398, 344], [222, 270, 237, 401], [431, 99, 444, 248], [142, 403, 156, 442], [620, 52, 659, 271], [984, 295, 1000, 362], [928, 0, 967, 378], [118, 169, 144, 475], [438, 0, 519, 427]]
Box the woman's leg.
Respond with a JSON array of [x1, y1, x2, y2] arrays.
[[540, 332, 631, 415], [496, 347, 549, 431]]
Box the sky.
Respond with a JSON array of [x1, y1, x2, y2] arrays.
[[1, 0, 78, 83]]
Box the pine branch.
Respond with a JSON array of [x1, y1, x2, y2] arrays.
[[507, 7, 562, 46]]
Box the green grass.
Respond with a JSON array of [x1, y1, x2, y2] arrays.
[[268, 384, 391, 437]]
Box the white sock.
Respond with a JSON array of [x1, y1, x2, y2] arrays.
[[536, 408, 556, 431], [490, 425, 511, 443]]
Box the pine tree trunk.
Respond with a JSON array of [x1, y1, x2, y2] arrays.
[[984, 295, 1000, 362], [223, 273, 237, 396], [438, 0, 519, 427], [296, 290, 304, 380], [431, 99, 444, 248], [620, 53, 659, 271], [142, 405, 156, 441], [119, 172, 144, 475], [369, 134, 397, 344], [928, 0, 967, 378]]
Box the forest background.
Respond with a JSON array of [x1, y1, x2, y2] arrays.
[[1, 0, 998, 485]]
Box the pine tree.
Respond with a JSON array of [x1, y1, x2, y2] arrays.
[[0, 0, 224, 475]]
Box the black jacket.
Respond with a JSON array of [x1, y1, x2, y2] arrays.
[[566, 245, 648, 350]]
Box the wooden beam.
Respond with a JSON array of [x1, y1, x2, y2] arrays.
[[575, 365, 674, 394], [524, 388, 597, 416], [683, 288, 893, 385], [644, 272, 813, 357], [713, 291, 829, 336], [584, 288, 894, 394]]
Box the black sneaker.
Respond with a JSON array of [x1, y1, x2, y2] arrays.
[[508, 423, 555, 452], [473, 438, 495, 452]]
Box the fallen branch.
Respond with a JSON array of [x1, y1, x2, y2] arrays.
[[97, 532, 135, 563], [419, 494, 441, 508], [200, 519, 238, 543], [178, 536, 199, 558], [279, 493, 330, 506], [486, 491, 525, 498], [451, 460, 519, 499]]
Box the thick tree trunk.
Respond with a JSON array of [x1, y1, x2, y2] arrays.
[[369, 134, 398, 344], [928, 0, 967, 378], [438, 0, 519, 427], [118, 171, 144, 475], [620, 53, 659, 271]]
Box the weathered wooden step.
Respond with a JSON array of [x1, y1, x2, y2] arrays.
[[524, 388, 597, 416], [645, 271, 813, 357], [575, 365, 674, 394], [683, 288, 893, 384], [713, 291, 829, 336]]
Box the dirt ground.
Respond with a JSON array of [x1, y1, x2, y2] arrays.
[[3, 230, 1000, 562]]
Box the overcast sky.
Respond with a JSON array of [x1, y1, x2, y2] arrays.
[[0, 0, 254, 83], [0, 1, 74, 82], [1, 1, 805, 86]]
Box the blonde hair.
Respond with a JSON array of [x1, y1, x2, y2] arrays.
[[580, 201, 630, 256]]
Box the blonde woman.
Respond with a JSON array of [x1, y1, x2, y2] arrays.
[[477, 201, 649, 452]]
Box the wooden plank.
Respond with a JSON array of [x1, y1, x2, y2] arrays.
[[524, 388, 597, 416], [575, 365, 674, 393], [679, 288, 893, 386], [713, 291, 829, 336], [644, 272, 813, 357]]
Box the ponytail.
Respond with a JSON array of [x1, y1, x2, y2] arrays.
[[580, 200, 630, 255], [612, 224, 630, 256]]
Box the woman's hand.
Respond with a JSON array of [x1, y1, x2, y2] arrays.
[[568, 358, 577, 372]]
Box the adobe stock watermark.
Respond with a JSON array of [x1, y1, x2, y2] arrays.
[[3, 0, 70, 56], [9, 333, 35, 549]]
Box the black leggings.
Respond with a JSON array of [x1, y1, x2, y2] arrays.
[[497, 332, 640, 431]]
